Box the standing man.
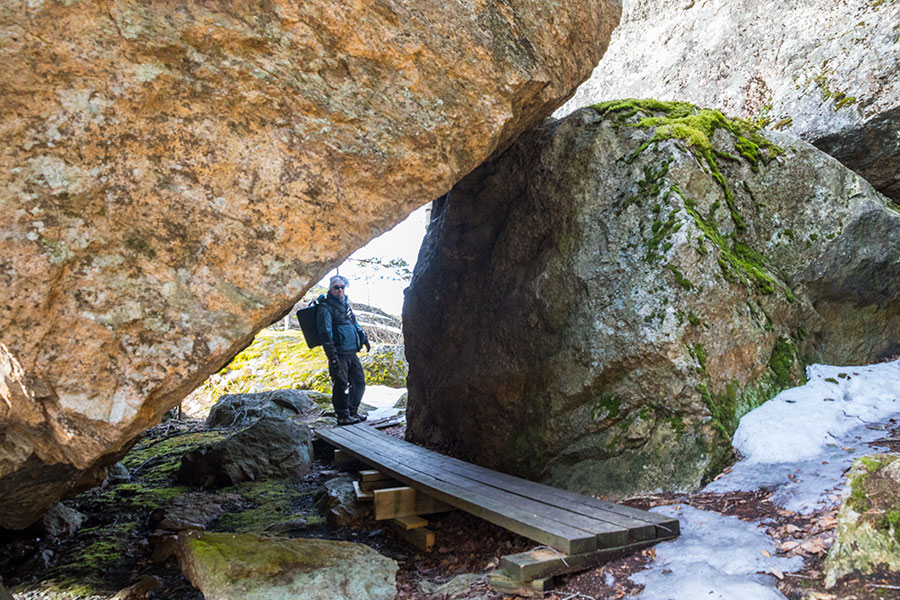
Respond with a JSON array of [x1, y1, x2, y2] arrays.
[[317, 275, 371, 425]]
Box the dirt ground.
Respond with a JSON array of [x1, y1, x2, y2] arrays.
[[1, 420, 898, 600]]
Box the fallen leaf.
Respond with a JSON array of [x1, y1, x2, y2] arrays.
[[770, 567, 784, 580], [819, 516, 838, 528], [781, 541, 800, 551], [760, 550, 771, 558]]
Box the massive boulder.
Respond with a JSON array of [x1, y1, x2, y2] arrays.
[[403, 100, 900, 498], [556, 0, 900, 203], [0, 0, 621, 528]]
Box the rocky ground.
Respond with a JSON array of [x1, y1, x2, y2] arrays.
[[1, 414, 898, 600]]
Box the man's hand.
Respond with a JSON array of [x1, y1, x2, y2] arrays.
[[364, 341, 371, 353], [328, 357, 340, 372]]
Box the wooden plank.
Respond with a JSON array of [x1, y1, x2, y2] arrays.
[[352, 480, 373, 502], [373, 486, 453, 520], [348, 423, 669, 539], [488, 573, 551, 598], [319, 427, 597, 554], [360, 469, 389, 482], [387, 520, 435, 552], [360, 478, 402, 493], [336, 426, 628, 546], [338, 426, 633, 547], [333, 449, 359, 468], [500, 538, 669, 582], [392, 515, 428, 530]]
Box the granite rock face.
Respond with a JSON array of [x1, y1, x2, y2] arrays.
[[556, 0, 900, 203], [403, 101, 900, 497], [0, 0, 620, 528]]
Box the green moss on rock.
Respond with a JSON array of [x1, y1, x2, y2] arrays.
[[825, 455, 900, 587]]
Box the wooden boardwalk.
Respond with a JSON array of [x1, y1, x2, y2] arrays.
[[317, 423, 679, 555]]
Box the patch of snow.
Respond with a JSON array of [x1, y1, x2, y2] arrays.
[[706, 359, 900, 512], [361, 385, 406, 421], [630, 505, 802, 600], [629, 359, 900, 599]]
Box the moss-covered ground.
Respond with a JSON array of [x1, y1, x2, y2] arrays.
[[0, 420, 327, 599], [183, 330, 408, 418]]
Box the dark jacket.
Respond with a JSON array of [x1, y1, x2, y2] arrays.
[[316, 293, 366, 359]]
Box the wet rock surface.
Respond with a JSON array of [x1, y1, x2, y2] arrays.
[[0, 0, 620, 529], [557, 0, 900, 203], [404, 101, 900, 497]]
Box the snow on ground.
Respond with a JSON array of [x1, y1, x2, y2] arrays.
[[630, 505, 803, 600], [360, 384, 406, 421], [630, 359, 900, 599]]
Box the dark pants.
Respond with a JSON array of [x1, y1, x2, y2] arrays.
[[330, 353, 366, 419]]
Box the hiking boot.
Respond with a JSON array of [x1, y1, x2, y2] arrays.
[[351, 412, 367, 422], [337, 416, 358, 426]]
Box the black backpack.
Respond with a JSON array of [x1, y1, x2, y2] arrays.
[[296, 301, 323, 348]]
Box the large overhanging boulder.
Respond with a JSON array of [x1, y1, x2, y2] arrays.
[[0, 0, 621, 529], [403, 100, 900, 498], [556, 0, 900, 203]]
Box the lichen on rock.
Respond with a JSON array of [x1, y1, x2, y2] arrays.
[[557, 0, 900, 203], [824, 454, 900, 587]]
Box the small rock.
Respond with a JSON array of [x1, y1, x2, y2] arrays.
[[111, 575, 163, 600], [38, 503, 86, 538], [107, 462, 132, 484], [315, 474, 369, 527], [419, 573, 483, 598], [150, 491, 239, 533], [177, 417, 313, 487], [150, 532, 180, 564], [265, 518, 309, 533]]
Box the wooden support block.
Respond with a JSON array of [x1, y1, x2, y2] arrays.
[[488, 573, 551, 598], [387, 520, 435, 552], [333, 449, 363, 472], [360, 469, 389, 482], [391, 515, 428, 530], [373, 486, 453, 520], [353, 480, 373, 502], [360, 478, 402, 493], [500, 539, 660, 582]]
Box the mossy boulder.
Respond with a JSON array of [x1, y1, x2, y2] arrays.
[[177, 417, 312, 487], [824, 454, 900, 587], [177, 531, 398, 600], [404, 100, 900, 498]]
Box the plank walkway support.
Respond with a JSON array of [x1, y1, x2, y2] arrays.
[[317, 423, 678, 561]]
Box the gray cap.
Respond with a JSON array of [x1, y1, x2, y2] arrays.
[[329, 275, 349, 288]]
